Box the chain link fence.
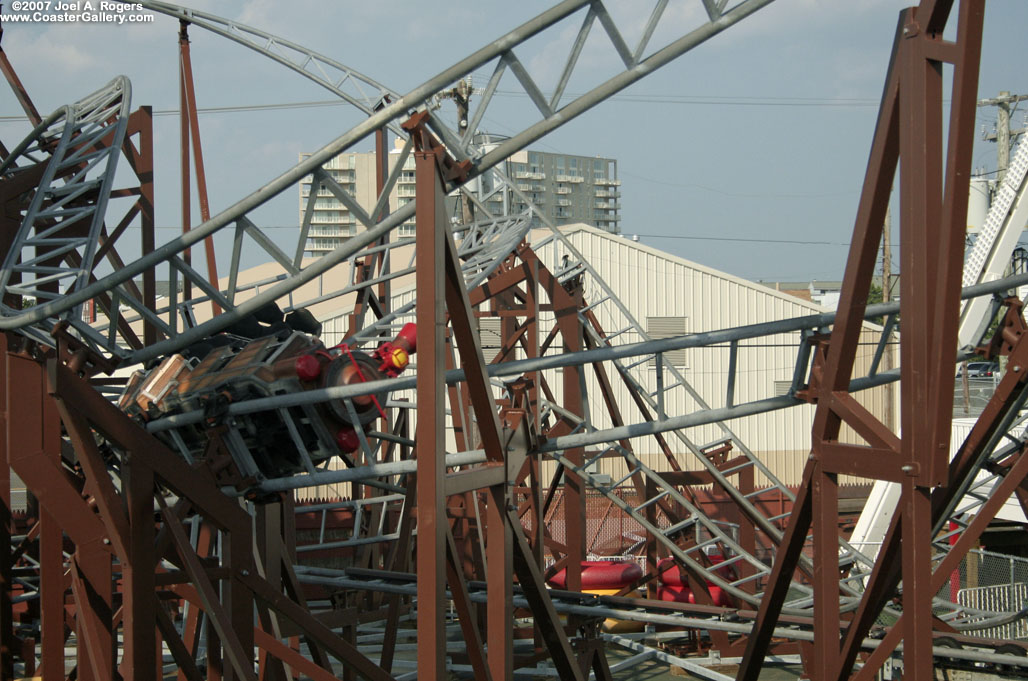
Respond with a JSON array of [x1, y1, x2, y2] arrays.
[[951, 549, 1028, 640]]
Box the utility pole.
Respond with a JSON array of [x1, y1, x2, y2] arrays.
[[882, 204, 896, 430], [978, 91, 1027, 182], [441, 77, 476, 226], [977, 91, 1027, 386]]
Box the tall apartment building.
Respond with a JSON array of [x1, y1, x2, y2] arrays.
[[505, 149, 621, 233], [299, 144, 621, 254], [298, 145, 417, 256]]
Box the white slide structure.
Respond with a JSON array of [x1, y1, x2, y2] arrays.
[[959, 135, 1028, 349], [851, 135, 1028, 559]]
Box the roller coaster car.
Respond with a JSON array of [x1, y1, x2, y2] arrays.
[[118, 320, 417, 479]]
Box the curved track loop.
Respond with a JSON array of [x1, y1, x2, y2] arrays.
[[0, 77, 131, 350]]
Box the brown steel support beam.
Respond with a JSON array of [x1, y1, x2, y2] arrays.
[[737, 464, 812, 681], [69, 548, 115, 681], [445, 528, 493, 681], [0, 40, 42, 127], [554, 282, 586, 593], [156, 603, 204, 681], [129, 106, 159, 346], [0, 337, 13, 681], [508, 508, 584, 681], [851, 443, 1028, 681], [157, 495, 256, 681], [832, 3, 984, 678], [442, 212, 514, 681], [742, 2, 984, 678], [898, 6, 946, 488], [414, 147, 448, 681], [255, 503, 289, 681], [122, 453, 157, 681], [811, 464, 840, 681], [178, 21, 192, 303], [240, 572, 393, 681], [253, 628, 338, 681], [177, 22, 219, 316]]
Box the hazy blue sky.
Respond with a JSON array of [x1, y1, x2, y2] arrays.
[[1, 0, 1026, 283]]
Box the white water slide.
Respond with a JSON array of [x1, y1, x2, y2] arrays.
[[851, 134, 1028, 556]]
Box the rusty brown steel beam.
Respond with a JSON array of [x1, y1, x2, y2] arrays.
[[508, 507, 584, 681], [121, 453, 157, 681], [253, 628, 339, 681], [0, 337, 13, 680], [737, 1, 990, 678], [68, 549, 116, 681], [155, 604, 204, 681], [445, 527, 494, 681], [240, 571, 393, 681], [158, 495, 257, 681], [853, 442, 1028, 680], [811, 462, 840, 680], [0, 42, 42, 127], [128, 106, 159, 345], [413, 145, 448, 681], [441, 208, 515, 681], [178, 21, 220, 315], [737, 463, 812, 681], [926, 0, 985, 484]]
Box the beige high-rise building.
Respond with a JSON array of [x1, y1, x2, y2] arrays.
[[299, 143, 621, 254], [298, 142, 417, 256]]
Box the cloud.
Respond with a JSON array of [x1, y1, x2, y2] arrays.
[[3, 28, 97, 76]]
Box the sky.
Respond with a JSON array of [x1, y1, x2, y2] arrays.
[[1, 0, 1026, 284]]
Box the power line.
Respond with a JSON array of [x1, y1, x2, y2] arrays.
[[0, 99, 352, 122], [619, 170, 854, 199], [633, 233, 900, 247], [0, 91, 906, 123], [494, 90, 885, 108]]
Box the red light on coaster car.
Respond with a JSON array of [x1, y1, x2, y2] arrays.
[[335, 426, 361, 453], [295, 354, 322, 382]]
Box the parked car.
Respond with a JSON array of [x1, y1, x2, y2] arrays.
[[956, 361, 999, 378]]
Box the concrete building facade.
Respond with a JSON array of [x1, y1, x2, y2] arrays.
[[299, 146, 621, 254], [298, 144, 417, 256], [505, 150, 621, 232]]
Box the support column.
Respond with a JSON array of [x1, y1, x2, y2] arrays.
[[414, 148, 447, 681], [122, 452, 157, 681], [0, 339, 13, 681], [557, 290, 586, 592], [178, 20, 220, 312]]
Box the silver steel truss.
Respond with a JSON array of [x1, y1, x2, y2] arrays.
[[0, 76, 131, 349], [290, 565, 1028, 670], [0, 0, 776, 369], [130, 1, 397, 123], [9, 0, 1028, 672]]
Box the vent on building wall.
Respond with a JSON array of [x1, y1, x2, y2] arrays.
[[646, 316, 687, 368], [477, 317, 503, 350], [773, 380, 793, 397]]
